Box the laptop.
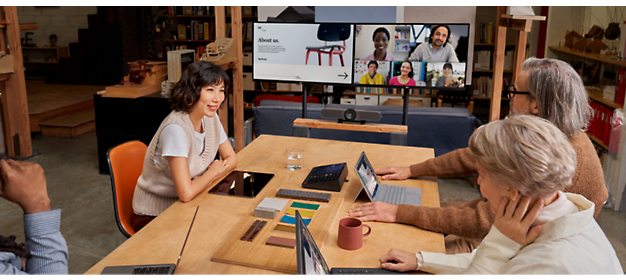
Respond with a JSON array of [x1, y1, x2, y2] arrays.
[[353, 151, 422, 206], [295, 210, 404, 275], [100, 206, 199, 275]]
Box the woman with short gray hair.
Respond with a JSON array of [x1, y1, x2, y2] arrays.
[[379, 115, 623, 274]]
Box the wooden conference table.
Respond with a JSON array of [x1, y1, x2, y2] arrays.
[[86, 135, 444, 274]]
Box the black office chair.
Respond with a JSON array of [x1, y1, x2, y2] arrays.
[[305, 24, 351, 66]]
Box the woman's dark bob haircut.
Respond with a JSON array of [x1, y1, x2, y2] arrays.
[[169, 61, 231, 113]]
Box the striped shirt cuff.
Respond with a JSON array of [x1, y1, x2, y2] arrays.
[[23, 209, 61, 237]]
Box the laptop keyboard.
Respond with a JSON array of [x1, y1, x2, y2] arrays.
[[376, 184, 404, 205], [131, 266, 171, 275], [334, 269, 379, 275]]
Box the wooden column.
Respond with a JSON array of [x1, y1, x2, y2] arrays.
[[489, 7, 545, 123], [215, 6, 226, 38], [513, 30, 527, 82], [489, 7, 507, 123], [230, 6, 244, 152], [1, 7, 32, 157], [215, 6, 228, 135]]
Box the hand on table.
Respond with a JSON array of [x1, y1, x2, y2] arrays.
[[0, 159, 50, 214], [349, 201, 398, 223], [493, 195, 544, 246], [374, 166, 411, 181], [379, 248, 418, 272]]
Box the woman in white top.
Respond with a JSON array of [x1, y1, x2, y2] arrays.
[[379, 115, 623, 274], [132, 61, 237, 230]]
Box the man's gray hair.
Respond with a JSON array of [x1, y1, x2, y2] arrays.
[[469, 115, 577, 197], [522, 57, 591, 137]]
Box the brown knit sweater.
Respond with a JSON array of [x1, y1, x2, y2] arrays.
[[396, 132, 607, 239]]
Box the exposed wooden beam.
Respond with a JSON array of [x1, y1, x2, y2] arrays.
[[231, 6, 244, 152], [1, 6, 32, 157]]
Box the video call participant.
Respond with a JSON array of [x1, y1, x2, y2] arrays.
[[388, 61, 416, 86], [360, 61, 385, 85], [378, 115, 623, 274], [436, 63, 463, 88], [132, 61, 238, 231], [0, 160, 68, 274], [408, 25, 459, 63], [349, 57, 608, 254], [361, 27, 397, 61]]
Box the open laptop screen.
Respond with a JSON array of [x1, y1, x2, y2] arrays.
[[354, 152, 380, 198], [296, 211, 330, 275]]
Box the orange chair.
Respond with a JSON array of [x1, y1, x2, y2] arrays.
[[107, 140, 147, 238]]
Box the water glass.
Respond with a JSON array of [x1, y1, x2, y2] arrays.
[[286, 148, 303, 170]]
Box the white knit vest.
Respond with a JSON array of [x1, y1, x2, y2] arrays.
[[133, 110, 220, 216]]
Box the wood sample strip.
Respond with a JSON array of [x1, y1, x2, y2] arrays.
[[273, 224, 296, 235], [240, 220, 260, 241], [294, 118, 407, 133], [266, 236, 296, 249], [246, 221, 266, 242]]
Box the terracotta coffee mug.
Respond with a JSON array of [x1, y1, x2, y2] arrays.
[[337, 217, 371, 250]]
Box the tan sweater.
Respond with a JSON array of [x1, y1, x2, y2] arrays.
[[133, 111, 221, 216], [397, 132, 607, 239]]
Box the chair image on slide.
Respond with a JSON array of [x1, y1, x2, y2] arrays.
[[305, 24, 351, 66], [107, 140, 147, 238]]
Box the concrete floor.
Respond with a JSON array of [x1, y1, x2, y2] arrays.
[[0, 131, 624, 274]]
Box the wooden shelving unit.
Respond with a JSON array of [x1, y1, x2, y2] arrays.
[[0, 7, 33, 157], [587, 90, 622, 109], [548, 46, 626, 68], [549, 45, 626, 148]]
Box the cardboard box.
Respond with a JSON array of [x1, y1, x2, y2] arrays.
[[355, 94, 378, 106], [604, 86, 617, 102], [340, 98, 355, 105], [0, 54, 14, 74], [291, 83, 303, 92], [242, 52, 252, 66], [276, 83, 291, 91], [379, 96, 431, 107], [243, 72, 254, 91]]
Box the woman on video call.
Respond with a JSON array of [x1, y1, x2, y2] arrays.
[[361, 27, 396, 61], [436, 63, 463, 88], [388, 61, 416, 86]]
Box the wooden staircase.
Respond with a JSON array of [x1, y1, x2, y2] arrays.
[[26, 80, 104, 138], [38, 109, 95, 138]]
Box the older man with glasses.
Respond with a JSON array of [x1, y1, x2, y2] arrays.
[[349, 57, 608, 254]]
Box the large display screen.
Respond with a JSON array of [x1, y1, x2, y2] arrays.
[[253, 22, 470, 90], [253, 22, 354, 84], [353, 23, 469, 90]]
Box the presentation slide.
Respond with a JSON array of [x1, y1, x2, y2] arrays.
[[254, 23, 354, 84]]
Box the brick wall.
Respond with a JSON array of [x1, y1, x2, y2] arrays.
[[17, 6, 97, 50]]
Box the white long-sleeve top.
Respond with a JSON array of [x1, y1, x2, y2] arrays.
[[419, 192, 623, 274]]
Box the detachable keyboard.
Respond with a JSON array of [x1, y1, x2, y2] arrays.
[[376, 184, 405, 205]]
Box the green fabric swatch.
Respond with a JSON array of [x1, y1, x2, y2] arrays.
[[290, 201, 320, 210]]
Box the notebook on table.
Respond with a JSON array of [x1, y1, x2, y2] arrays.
[[353, 151, 421, 206], [295, 210, 404, 275], [100, 206, 199, 275]]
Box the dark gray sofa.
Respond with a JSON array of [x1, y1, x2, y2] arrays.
[[252, 100, 478, 156]]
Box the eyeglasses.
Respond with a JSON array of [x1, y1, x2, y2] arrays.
[[506, 85, 531, 99]]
